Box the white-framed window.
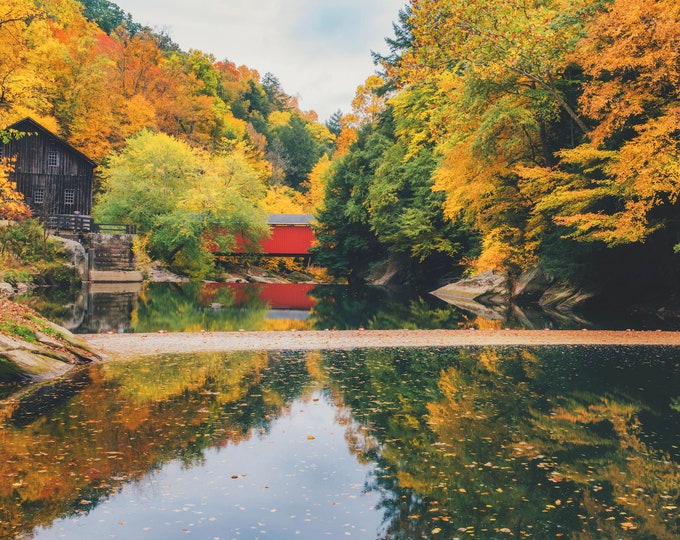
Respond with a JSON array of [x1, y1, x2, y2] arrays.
[[48, 145, 59, 167], [64, 189, 75, 205], [34, 187, 45, 203]]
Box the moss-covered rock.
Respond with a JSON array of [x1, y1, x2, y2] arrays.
[[0, 299, 100, 384]]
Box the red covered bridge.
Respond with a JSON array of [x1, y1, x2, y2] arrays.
[[229, 214, 317, 256]]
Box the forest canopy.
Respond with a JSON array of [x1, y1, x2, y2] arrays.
[[1, 0, 679, 302], [312, 0, 680, 301], [0, 0, 339, 277]]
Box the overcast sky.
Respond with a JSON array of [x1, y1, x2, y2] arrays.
[[112, 0, 406, 121]]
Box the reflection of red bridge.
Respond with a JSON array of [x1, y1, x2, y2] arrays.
[[203, 282, 317, 310], [235, 214, 316, 256]]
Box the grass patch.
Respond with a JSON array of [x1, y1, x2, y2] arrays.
[[0, 320, 37, 343], [28, 315, 60, 337], [1, 268, 33, 286]]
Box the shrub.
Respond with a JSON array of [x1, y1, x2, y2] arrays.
[[2, 268, 32, 286], [0, 219, 63, 263]]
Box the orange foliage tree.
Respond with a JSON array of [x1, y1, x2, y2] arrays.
[[533, 0, 680, 247], [0, 160, 30, 220]]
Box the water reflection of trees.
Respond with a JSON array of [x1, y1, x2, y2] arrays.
[[319, 346, 680, 539], [0, 350, 311, 539], [3, 346, 680, 539], [309, 285, 468, 330]]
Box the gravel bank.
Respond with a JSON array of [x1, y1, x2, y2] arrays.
[[81, 329, 680, 360]]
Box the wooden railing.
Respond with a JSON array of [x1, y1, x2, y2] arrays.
[[46, 214, 136, 235], [93, 223, 137, 234], [45, 214, 93, 232]]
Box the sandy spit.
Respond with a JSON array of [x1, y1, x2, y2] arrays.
[[80, 329, 680, 360]]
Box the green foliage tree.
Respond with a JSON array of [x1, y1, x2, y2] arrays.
[[311, 123, 390, 283], [76, 0, 138, 34], [271, 113, 326, 191], [325, 109, 342, 137], [261, 72, 288, 111], [94, 130, 268, 278], [313, 85, 473, 283], [366, 91, 473, 267]]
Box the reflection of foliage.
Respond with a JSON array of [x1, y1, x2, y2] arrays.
[[134, 282, 270, 332], [0, 350, 311, 538], [309, 285, 467, 330], [320, 346, 680, 539], [3, 346, 680, 538], [13, 286, 82, 325]]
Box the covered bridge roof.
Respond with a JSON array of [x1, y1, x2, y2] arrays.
[[267, 214, 315, 226]]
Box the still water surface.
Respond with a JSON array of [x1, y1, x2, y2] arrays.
[[3, 345, 680, 539], [18, 281, 678, 333]]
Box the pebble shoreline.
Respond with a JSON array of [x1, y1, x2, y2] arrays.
[[81, 329, 680, 360]]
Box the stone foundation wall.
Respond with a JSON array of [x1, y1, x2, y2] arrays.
[[84, 234, 143, 282]]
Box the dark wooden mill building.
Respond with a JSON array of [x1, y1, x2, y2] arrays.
[[1, 117, 96, 219]]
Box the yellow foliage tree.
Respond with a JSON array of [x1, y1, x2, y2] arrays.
[[350, 75, 388, 126], [303, 154, 332, 213], [536, 0, 680, 246], [0, 160, 30, 220], [261, 185, 307, 214]]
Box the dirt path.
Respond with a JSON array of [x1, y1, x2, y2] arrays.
[[81, 329, 680, 360]]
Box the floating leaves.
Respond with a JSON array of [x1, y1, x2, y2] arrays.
[[3, 346, 680, 539]]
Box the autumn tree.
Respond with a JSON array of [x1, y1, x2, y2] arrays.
[[0, 161, 30, 221], [269, 113, 330, 191], [350, 75, 389, 126], [535, 0, 680, 249], [0, 0, 46, 119], [343, 0, 595, 276], [94, 130, 268, 278]]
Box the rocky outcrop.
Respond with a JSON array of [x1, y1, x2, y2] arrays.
[[0, 329, 100, 382], [431, 270, 510, 305], [512, 267, 555, 303], [0, 301, 101, 384], [431, 268, 593, 316], [53, 236, 88, 280], [430, 271, 511, 320], [0, 282, 14, 297]]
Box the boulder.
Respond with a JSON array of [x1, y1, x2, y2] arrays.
[[431, 270, 510, 305], [0, 282, 14, 297], [512, 267, 554, 302]]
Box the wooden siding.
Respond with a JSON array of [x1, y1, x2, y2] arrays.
[[229, 224, 316, 256], [208, 215, 317, 256], [1, 118, 95, 216], [260, 225, 316, 255]]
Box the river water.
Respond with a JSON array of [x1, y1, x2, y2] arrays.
[[2, 345, 680, 539], [16, 281, 679, 334], [4, 283, 680, 538]]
